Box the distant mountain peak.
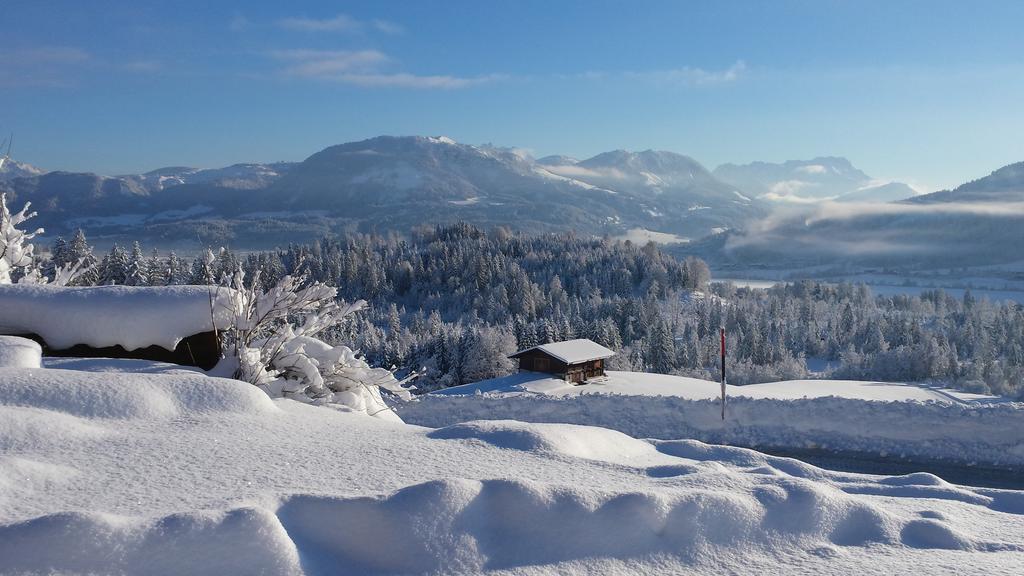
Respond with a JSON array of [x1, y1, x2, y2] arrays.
[[713, 157, 913, 203], [0, 158, 46, 181]]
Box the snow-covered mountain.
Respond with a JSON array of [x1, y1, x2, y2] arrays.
[[269, 136, 763, 239], [0, 136, 765, 248], [713, 157, 918, 203], [0, 158, 45, 182], [909, 161, 1024, 204], [125, 162, 296, 192]]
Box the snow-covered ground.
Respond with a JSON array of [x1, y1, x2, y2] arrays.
[[3, 359, 1024, 575], [431, 370, 999, 404], [400, 371, 1024, 469]]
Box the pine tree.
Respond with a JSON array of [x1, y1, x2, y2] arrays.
[[124, 241, 148, 286], [67, 229, 98, 285], [99, 244, 130, 285]]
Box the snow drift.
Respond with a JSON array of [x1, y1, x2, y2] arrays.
[[3, 365, 1024, 574], [0, 336, 41, 368]]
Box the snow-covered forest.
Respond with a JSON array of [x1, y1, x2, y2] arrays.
[[28, 223, 1024, 398]]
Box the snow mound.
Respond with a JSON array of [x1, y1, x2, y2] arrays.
[[0, 336, 41, 368], [0, 368, 277, 420], [428, 420, 665, 465], [0, 508, 301, 576], [0, 284, 234, 351], [275, 476, 992, 574]]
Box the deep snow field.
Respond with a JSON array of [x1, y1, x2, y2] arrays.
[[429, 370, 1000, 403], [402, 371, 1024, 471], [2, 360, 1024, 575]]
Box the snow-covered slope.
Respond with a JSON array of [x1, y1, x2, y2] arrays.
[[910, 160, 1024, 204], [127, 162, 296, 192], [2, 363, 1024, 574]]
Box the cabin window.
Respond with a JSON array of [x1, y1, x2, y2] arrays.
[[535, 357, 551, 372]]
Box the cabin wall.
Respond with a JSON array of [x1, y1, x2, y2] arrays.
[[564, 359, 606, 383], [516, 349, 569, 374], [12, 331, 222, 370], [516, 352, 606, 384]]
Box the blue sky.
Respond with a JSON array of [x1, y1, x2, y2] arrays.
[[2, 0, 1023, 190]]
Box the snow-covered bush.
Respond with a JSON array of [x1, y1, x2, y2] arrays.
[[218, 268, 414, 419], [0, 192, 88, 285]]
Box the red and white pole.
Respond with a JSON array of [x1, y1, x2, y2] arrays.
[[720, 326, 727, 420]]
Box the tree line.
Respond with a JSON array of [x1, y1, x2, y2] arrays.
[[40, 223, 1024, 398]]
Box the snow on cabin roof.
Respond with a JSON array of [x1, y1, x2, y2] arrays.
[[510, 339, 615, 364], [0, 284, 235, 352]]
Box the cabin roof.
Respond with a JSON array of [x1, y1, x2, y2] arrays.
[[510, 338, 615, 364]]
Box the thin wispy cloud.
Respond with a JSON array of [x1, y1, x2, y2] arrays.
[[335, 73, 502, 89], [627, 60, 747, 86], [0, 46, 91, 87], [564, 61, 747, 87], [726, 200, 1024, 257], [229, 14, 251, 32], [13, 46, 90, 64], [122, 60, 162, 73], [270, 49, 389, 77], [267, 49, 500, 89], [371, 19, 404, 35], [278, 14, 403, 34]]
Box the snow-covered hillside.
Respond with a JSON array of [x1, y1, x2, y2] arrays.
[[401, 371, 1024, 469], [126, 162, 296, 192], [2, 361, 1024, 574]]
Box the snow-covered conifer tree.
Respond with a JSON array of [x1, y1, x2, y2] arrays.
[[0, 193, 43, 284]]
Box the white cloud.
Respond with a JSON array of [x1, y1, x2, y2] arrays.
[[626, 60, 747, 86], [543, 164, 630, 182], [0, 46, 91, 87], [229, 14, 251, 32], [270, 49, 389, 77], [372, 19, 404, 35], [767, 179, 814, 196], [267, 49, 501, 89], [725, 200, 1024, 257], [796, 164, 828, 175], [277, 14, 403, 34], [329, 72, 502, 89], [123, 60, 162, 73], [278, 14, 362, 32], [13, 46, 90, 64]]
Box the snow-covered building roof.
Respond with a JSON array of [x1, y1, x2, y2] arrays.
[[510, 339, 615, 364], [0, 284, 234, 352]]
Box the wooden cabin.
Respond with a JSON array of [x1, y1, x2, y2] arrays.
[[509, 338, 615, 384]]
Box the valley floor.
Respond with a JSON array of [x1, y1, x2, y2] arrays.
[[1, 361, 1024, 574]]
